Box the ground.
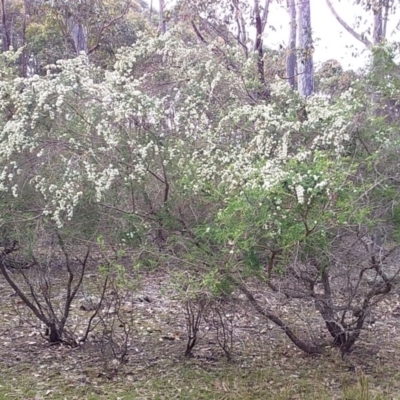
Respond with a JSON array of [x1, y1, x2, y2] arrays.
[[0, 266, 399, 400]]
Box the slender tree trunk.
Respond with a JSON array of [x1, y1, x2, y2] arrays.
[[232, 0, 247, 54], [67, 16, 87, 54], [261, 0, 270, 33], [286, 0, 297, 89], [296, 0, 314, 97], [21, 0, 31, 76], [373, 0, 383, 45], [1, 0, 10, 52], [253, 0, 266, 85], [149, 0, 153, 21], [382, 0, 390, 39], [159, 0, 166, 34]]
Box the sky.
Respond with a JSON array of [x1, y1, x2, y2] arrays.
[[265, 0, 396, 71], [267, 0, 369, 70], [154, 0, 400, 71]]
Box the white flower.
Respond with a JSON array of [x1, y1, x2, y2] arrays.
[[295, 185, 305, 205]]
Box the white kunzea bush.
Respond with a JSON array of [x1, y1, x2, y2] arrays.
[[0, 30, 360, 226]]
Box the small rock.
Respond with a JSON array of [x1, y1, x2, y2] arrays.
[[79, 297, 100, 311], [392, 306, 400, 318], [137, 296, 151, 303]]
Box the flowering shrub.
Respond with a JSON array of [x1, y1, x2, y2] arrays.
[[1, 27, 399, 354]]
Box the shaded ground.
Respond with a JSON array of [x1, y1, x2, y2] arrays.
[[0, 267, 400, 400]]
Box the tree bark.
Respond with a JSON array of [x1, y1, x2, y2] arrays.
[[159, 0, 166, 34], [373, 1, 383, 45], [253, 0, 265, 85], [382, 0, 390, 39], [260, 0, 270, 36], [67, 16, 88, 54], [1, 0, 10, 52], [21, 0, 30, 76], [296, 0, 314, 97], [286, 0, 297, 89], [253, 0, 270, 88], [232, 0, 248, 55]]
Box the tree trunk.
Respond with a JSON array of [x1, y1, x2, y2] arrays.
[[326, 0, 392, 48], [253, 0, 271, 87], [67, 16, 87, 54], [21, 0, 31, 76], [296, 0, 314, 97], [372, 0, 384, 45], [47, 322, 63, 343], [286, 0, 296, 89], [232, 0, 248, 54], [159, 0, 166, 34], [253, 0, 265, 85], [382, 0, 390, 39], [1, 0, 10, 52]]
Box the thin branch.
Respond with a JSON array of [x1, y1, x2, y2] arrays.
[[231, 277, 322, 355], [87, 1, 131, 55], [0, 246, 49, 326], [81, 274, 109, 343], [191, 20, 207, 44], [325, 0, 372, 48], [261, 0, 271, 33]]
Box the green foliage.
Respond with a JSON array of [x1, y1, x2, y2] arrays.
[[390, 203, 400, 242], [25, 19, 70, 74], [0, 25, 395, 260], [0, 50, 21, 79], [202, 147, 373, 279], [1, 5, 400, 360]]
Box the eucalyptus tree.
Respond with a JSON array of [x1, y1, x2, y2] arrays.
[[253, 0, 271, 86], [1, 0, 10, 52], [46, 0, 134, 55], [0, 0, 148, 75], [159, 0, 166, 33], [286, 0, 296, 89], [326, 0, 393, 47], [175, 0, 271, 93], [296, 0, 314, 97]]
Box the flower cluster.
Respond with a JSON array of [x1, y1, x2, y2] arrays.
[[0, 31, 361, 227]]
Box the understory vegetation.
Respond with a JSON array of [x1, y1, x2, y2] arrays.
[[1, 0, 400, 398]]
